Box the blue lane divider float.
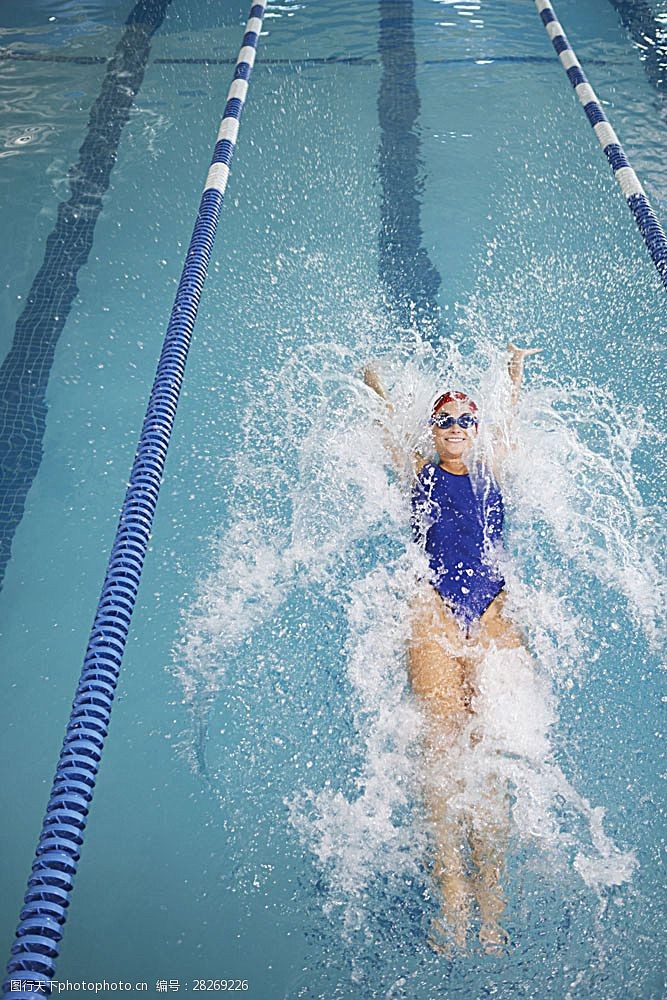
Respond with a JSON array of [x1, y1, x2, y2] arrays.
[[535, 0, 667, 290], [2, 3, 266, 997]]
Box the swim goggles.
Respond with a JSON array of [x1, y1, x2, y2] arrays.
[[429, 412, 478, 430]]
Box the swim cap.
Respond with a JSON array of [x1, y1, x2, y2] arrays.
[[431, 390, 478, 416]]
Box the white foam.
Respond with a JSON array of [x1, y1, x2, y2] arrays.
[[468, 646, 557, 761]]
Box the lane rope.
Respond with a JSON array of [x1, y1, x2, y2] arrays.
[[535, 0, 667, 289], [1, 3, 266, 997]]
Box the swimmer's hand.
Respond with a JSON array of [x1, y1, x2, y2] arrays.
[[360, 365, 423, 474], [507, 342, 542, 402], [507, 342, 542, 363], [362, 365, 393, 410]]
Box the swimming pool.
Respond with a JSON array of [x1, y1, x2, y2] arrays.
[[1, 0, 665, 997]]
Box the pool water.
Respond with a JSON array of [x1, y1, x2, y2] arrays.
[[1, 1, 665, 997]]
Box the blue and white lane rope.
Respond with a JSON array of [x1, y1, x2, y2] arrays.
[[535, 0, 667, 290], [2, 4, 266, 998]]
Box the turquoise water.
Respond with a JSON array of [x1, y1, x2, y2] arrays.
[[1, 1, 665, 997]]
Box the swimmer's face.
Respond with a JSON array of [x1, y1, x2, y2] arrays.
[[431, 399, 478, 458]]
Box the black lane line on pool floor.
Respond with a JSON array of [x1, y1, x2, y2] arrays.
[[0, 0, 173, 594], [0, 51, 107, 64], [377, 0, 441, 337], [0, 49, 616, 68]]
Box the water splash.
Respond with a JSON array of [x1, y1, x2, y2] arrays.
[[172, 333, 659, 944]]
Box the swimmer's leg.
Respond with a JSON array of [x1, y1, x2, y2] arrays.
[[407, 584, 473, 725], [468, 792, 511, 955], [425, 772, 471, 955], [476, 590, 525, 652], [408, 585, 474, 952], [465, 591, 523, 953]]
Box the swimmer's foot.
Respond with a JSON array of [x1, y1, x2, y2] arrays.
[[474, 868, 508, 955], [478, 920, 511, 956], [428, 845, 471, 957], [427, 914, 467, 958]]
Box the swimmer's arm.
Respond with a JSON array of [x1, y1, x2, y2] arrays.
[[362, 366, 427, 475], [492, 343, 542, 478], [507, 342, 542, 407]]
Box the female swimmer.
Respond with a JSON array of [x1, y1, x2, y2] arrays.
[[363, 343, 541, 955]]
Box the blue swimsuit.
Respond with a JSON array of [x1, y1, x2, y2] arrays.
[[411, 462, 505, 630]]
